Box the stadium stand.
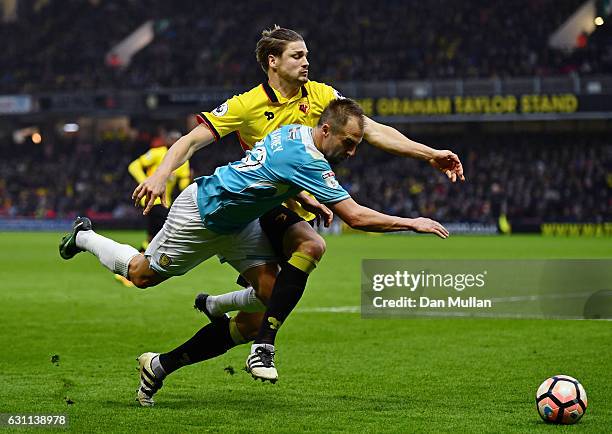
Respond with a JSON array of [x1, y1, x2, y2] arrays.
[[2, 0, 608, 92]]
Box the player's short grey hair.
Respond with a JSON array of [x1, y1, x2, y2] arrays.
[[255, 25, 304, 73], [318, 99, 365, 134]]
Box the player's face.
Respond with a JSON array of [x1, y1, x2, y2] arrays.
[[321, 117, 364, 164], [274, 41, 309, 85]]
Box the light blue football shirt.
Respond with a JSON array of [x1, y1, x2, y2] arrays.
[[195, 124, 350, 233]]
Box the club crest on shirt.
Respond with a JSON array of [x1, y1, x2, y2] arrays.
[[159, 253, 172, 267], [299, 102, 310, 114], [212, 101, 229, 117], [322, 170, 340, 188]]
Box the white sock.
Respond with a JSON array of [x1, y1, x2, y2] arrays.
[[76, 230, 139, 277], [207, 286, 266, 315]]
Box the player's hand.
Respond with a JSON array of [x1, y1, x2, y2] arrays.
[[295, 193, 333, 227], [428, 150, 465, 183], [132, 173, 168, 215], [308, 202, 333, 227], [410, 217, 449, 239]]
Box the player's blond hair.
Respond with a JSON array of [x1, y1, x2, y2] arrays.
[[255, 25, 304, 73]]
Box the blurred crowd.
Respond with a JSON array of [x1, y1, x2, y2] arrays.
[[0, 129, 243, 220], [1, 131, 610, 225], [341, 134, 611, 224], [2, 0, 610, 92]]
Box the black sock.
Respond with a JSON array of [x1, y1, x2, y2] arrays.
[[158, 317, 235, 375], [255, 263, 308, 345]]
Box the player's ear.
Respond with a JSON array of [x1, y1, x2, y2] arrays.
[[321, 123, 331, 137], [268, 54, 277, 70]]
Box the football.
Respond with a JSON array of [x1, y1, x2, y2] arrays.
[[536, 375, 588, 424]]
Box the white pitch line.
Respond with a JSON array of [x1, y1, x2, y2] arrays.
[[297, 306, 360, 313], [488, 292, 600, 303], [296, 307, 612, 320]]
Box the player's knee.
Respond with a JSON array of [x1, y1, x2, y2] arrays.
[[128, 256, 163, 289], [296, 233, 326, 261], [283, 221, 326, 260], [314, 235, 327, 259]]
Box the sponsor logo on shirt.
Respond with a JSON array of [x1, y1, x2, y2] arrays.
[[288, 126, 301, 141], [322, 170, 340, 188]]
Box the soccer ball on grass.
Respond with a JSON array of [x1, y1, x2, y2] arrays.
[[535, 375, 587, 424]]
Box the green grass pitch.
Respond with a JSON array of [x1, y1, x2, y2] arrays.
[[0, 232, 610, 432]]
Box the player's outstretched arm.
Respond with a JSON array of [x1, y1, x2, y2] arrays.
[[132, 124, 215, 215], [363, 117, 465, 183], [329, 198, 449, 238]]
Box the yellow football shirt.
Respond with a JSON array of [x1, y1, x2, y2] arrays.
[[128, 146, 191, 207], [196, 80, 341, 219]]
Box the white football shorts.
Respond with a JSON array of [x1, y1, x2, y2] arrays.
[[145, 183, 278, 277]]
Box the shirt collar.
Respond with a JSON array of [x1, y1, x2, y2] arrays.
[[262, 82, 308, 104]]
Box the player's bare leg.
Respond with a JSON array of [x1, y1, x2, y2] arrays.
[[127, 255, 166, 288], [233, 311, 265, 341], [117, 255, 165, 289]]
